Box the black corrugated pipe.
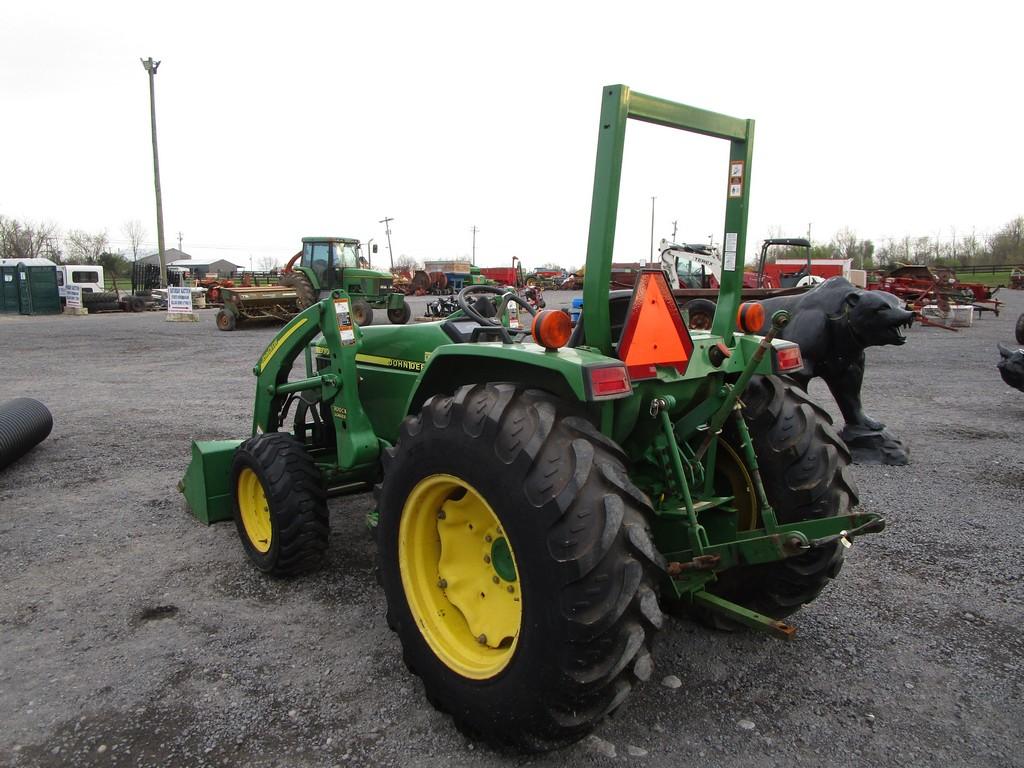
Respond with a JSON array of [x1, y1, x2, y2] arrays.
[[0, 398, 53, 470]]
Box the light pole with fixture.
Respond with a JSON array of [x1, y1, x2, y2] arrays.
[[141, 57, 168, 288], [379, 217, 395, 270]]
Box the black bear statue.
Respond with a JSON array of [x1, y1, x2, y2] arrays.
[[757, 277, 914, 465]]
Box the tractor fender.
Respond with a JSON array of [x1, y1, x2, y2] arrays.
[[406, 343, 625, 416]]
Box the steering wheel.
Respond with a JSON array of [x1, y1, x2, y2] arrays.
[[456, 285, 538, 342]]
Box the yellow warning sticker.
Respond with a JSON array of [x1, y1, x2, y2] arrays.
[[259, 318, 309, 372]]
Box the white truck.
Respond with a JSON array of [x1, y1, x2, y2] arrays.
[[0, 258, 104, 300]]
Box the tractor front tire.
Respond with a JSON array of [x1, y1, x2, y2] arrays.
[[376, 384, 664, 751], [710, 375, 858, 619], [387, 302, 411, 325], [280, 271, 318, 310], [216, 309, 236, 331], [230, 432, 328, 575], [1016, 312, 1024, 345], [352, 300, 373, 327]]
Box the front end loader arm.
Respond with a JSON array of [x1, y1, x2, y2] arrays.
[[251, 290, 380, 475]]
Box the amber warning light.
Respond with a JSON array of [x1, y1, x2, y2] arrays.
[[531, 310, 572, 351], [617, 269, 694, 380]]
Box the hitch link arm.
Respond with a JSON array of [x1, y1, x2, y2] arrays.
[[807, 516, 887, 549], [652, 396, 709, 554], [695, 309, 790, 461]]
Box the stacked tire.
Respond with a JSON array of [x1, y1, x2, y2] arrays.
[[81, 291, 121, 313]]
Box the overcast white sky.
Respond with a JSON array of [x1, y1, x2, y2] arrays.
[[1, 1, 1020, 270]]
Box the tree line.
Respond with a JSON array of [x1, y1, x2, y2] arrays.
[[6, 211, 1023, 278], [780, 216, 1024, 270], [0, 216, 148, 278]]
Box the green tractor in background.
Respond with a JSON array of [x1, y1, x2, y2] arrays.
[[281, 236, 411, 325], [182, 85, 883, 751]]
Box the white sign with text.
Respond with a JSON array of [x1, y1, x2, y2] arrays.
[[167, 286, 193, 313]]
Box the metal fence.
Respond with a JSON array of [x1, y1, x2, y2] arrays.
[[946, 263, 1023, 275]]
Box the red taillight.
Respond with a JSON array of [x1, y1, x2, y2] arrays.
[[773, 344, 803, 373], [587, 365, 632, 399]]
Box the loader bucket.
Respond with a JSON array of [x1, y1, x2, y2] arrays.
[[179, 439, 243, 524]]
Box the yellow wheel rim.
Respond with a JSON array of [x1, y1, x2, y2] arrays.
[[715, 441, 759, 531], [398, 474, 522, 680], [237, 468, 272, 553]]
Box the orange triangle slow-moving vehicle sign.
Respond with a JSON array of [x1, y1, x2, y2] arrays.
[[617, 269, 694, 379]]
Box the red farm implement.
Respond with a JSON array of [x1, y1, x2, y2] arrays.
[[868, 264, 1002, 327]]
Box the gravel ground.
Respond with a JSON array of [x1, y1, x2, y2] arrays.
[[1, 290, 1022, 768]]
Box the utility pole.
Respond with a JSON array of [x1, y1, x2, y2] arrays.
[[649, 196, 656, 264], [671, 220, 678, 241], [177, 231, 183, 252], [379, 216, 394, 270], [141, 57, 168, 288], [471, 225, 478, 263]]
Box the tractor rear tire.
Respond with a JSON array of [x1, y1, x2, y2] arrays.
[[280, 271, 318, 310], [375, 384, 664, 751], [1016, 312, 1024, 345], [683, 298, 716, 331], [216, 309, 236, 331], [230, 432, 328, 575], [353, 300, 373, 327], [709, 375, 859, 620], [387, 302, 411, 325]]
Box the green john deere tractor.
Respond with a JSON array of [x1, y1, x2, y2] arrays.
[[181, 85, 883, 751], [281, 236, 411, 325]]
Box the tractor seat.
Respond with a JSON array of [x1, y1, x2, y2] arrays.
[[567, 290, 632, 349]]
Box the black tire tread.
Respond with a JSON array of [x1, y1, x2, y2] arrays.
[[1015, 312, 1024, 345], [387, 302, 411, 325], [81, 291, 118, 306], [216, 309, 236, 331], [232, 432, 328, 575], [352, 299, 373, 327], [280, 271, 318, 310], [712, 375, 858, 618], [376, 384, 663, 751]]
